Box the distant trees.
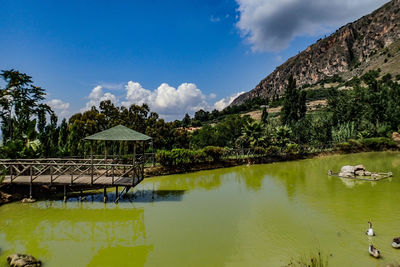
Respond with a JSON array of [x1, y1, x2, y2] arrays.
[[280, 75, 306, 126], [1, 69, 400, 160]]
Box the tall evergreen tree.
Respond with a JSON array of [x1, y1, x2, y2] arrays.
[[281, 75, 306, 125], [0, 69, 52, 142], [261, 107, 268, 124]]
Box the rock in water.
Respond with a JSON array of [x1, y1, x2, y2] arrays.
[[355, 170, 366, 176], [340, 165, 355, 173], [21, 198, 36, 203], [354, 164, 366, 171], [7, 254, 41, 267], [0, 191, 13, 205], [339, 165, 355, 177], [371, 173, 382, 180]]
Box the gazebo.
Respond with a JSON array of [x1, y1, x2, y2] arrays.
[[84, 125, 152, 163], [84, 125, 152, 202]]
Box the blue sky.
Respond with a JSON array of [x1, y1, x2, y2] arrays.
[[0, 0, 388, 120]]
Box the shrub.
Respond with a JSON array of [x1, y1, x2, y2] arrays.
[[359, 137, 397, 150], [335, 142, 352, 152], [156, 148, 208, 168], [155, 150, 174, 167], [203, 146, 225, 162], [191, 149, 208, 163], [335, 137, 397, 152], [285, 143, 299, 155], [253, 146, 266, 156], [332, 122, 356, 143], [348, 139, 362, 149], [266, 146, 280, 156]]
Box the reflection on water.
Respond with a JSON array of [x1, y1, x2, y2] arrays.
[[0, 151, 400, 266], [66, 189, 186, 203]]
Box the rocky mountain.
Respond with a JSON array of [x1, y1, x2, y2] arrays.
[[231, 0, 400, 106]]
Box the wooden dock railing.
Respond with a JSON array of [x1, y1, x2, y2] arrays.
[[0, 158, 145, 187]]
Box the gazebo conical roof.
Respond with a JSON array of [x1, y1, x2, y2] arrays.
[[84, 125, 151, 141]]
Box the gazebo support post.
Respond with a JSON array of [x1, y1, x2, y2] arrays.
[[103, 186, 107, 203], [142, 141, 145, 178], [151, 140, 155, 167], [133, 142, 137, 165], [105, 141, 108, 177], [90, 141, 94, 185]]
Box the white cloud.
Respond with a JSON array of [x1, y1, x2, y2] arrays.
[[122, 81, 209, 118], [99, 82, 124, 90], [81, 81, 246, 120], [47, 99, 70, 117], [210, 15, 221, 23], [236, 0, 389, 52], [81, 85, 117, 112], [213, 92, 245, 111]]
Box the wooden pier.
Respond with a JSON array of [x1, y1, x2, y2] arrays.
[[0, 125, 153, 203], [0, 157, 145, 202]]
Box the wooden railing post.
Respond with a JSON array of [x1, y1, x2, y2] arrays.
[[91, 161, 94, 186], [70, 166, 73, 186], [50, 164, 53, 186], [112, 165, 114, 185], [10, 165, 13, 183], [29, 164, 33, 199]]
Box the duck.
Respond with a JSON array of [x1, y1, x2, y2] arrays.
[[366, 221, 375, 236], [368, 245, 380, 258], [392, 237, 400, 248]]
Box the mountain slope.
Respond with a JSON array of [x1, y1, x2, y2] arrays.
[[231, 0, 400, 106]]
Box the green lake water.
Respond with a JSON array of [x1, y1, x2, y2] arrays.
[[1, 151, 400, 266]]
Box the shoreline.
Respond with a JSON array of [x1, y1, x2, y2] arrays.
[[143, 148, 399, 177], [1, 148, 398, 205]]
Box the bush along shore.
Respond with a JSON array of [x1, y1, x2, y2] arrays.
[[145, 136, 400, 177]]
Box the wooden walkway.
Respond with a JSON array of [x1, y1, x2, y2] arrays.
[[0, 158, 145, 202]]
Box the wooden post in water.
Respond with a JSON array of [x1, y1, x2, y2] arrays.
[[63, 185, 67, 202], [115, 186, 119, 203], [103, 186, 107, 203]]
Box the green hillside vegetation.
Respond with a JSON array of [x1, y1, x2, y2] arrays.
[[0, 69, 399, 168]]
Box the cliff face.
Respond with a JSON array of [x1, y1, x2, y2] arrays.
[[231, 0, 400, 106]]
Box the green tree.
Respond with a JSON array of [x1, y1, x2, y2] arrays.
[[0, 70, 52, 142], [182, 113, 191, 128], [261, 107, 268, 124], [280, 75, 306, 126]]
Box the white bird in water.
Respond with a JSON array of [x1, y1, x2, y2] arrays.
[[368, 245, 380, 258], [366, 221, 375, 236]]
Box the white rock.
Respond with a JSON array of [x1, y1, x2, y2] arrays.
[[340, 165, 355, 174]]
